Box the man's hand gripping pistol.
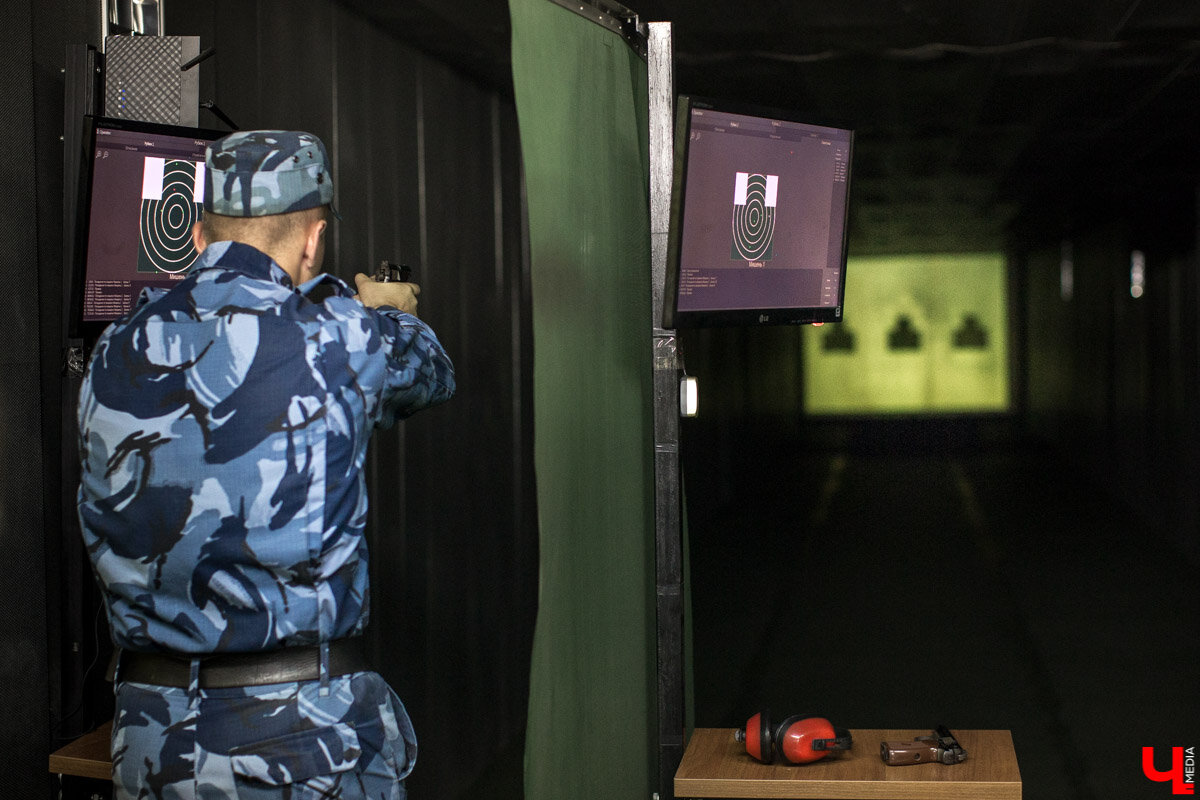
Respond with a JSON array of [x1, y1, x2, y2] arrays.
[[354, 261, 419, 315]]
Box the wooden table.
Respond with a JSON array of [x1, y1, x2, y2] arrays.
[[48, 721, 112, 781], [675, 728, 1021, 799]]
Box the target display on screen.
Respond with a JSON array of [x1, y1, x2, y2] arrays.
[[70, 115, 225, 338], [732, 172, 778, 262], [663, 96, 853, 328], [139, 157, 205, 274]]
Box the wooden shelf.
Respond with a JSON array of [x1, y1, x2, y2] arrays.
[[675, 728, 1021, 799], [49, 721, 112, 781]]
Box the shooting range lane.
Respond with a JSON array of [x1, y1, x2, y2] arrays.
[[683, 418, 1199, 800]]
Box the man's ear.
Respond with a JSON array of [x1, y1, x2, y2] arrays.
[[307, 218, 327, 257], [191, 221, 207, 254], [299, 217, 327, 276]]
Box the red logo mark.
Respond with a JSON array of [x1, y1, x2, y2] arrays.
[[1143, 747, 1195, 795]]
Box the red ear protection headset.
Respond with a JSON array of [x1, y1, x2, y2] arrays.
[[735, 711, 853, 764]]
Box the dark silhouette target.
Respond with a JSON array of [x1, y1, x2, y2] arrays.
[[731, 171, 777, 261], [138, 158, 203, 275]]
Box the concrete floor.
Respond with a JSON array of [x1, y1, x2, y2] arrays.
[[683, 418, 1198, 800]]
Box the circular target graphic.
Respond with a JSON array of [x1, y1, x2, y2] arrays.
[[732, 173, 776, 261], [140, 160, 202, 274]]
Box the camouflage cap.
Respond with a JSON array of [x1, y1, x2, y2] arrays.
[[204, 130, 338, 218]]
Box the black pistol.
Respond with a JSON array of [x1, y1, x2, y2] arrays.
[[374, 260, 413, 283]]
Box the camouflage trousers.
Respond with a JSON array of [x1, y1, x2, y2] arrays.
[[111, 670, 416, 799]]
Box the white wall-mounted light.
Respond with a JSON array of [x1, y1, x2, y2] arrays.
[[1060, 240, 1074, 302], [679, 376, 698, 418], [1130, 250, 1146, 299]]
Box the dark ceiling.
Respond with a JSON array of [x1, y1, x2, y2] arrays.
[[337, 0, 1200, 254]]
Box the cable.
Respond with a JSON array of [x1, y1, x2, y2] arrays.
[[53, 601, 107, 742]]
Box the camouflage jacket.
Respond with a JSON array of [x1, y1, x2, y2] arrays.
[[77, 241, 455, 655]]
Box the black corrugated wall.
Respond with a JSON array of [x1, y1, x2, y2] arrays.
[[2, 0, 52, 792], [1019, 187, 1200, 566], [22, 1, 536, 797]]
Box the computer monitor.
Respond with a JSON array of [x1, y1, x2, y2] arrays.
[[663, 95, 854, 328], [69, 115, 226, 340]]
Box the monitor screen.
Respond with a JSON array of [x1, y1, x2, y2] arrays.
[[70, 115, 225, 338], [663, 96, 854, 328]]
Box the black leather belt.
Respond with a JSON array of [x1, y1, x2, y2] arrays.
[[117, 638, 370, 689]]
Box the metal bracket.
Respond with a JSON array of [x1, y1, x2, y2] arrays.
[[545, 0, 648, 58]]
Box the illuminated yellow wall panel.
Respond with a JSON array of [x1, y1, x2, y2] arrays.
[[804, 253, 1009, 414]]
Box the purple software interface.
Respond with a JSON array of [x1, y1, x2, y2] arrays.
[[667, 98, 853, 327], [78, 119, 219, 323]]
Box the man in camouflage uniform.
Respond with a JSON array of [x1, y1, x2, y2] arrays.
[[77, 130, 455, 799]]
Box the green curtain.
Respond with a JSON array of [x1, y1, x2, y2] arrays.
[[509, 0, 655, 797]]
